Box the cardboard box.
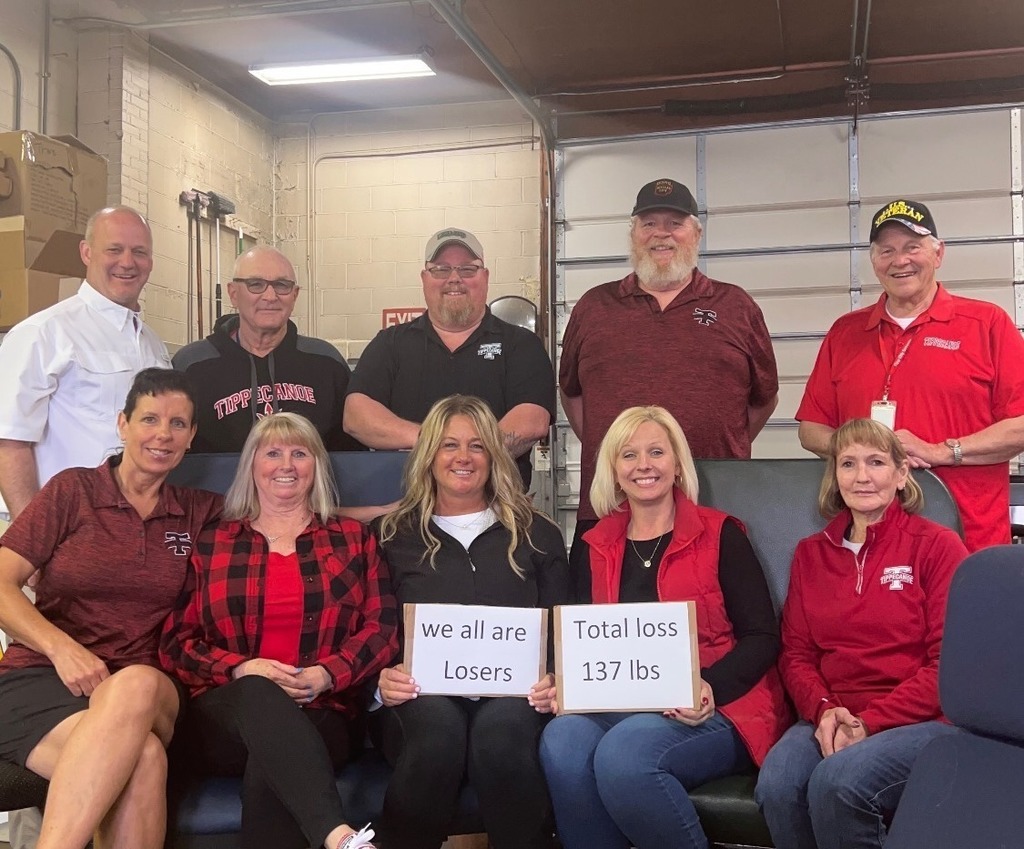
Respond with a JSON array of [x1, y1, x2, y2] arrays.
[[0, 132, 108, 241], [0, 216, 85, 330]]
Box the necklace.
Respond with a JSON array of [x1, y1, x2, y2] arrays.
[[629, 531, 670, 569], [258, 513, 311, 544]]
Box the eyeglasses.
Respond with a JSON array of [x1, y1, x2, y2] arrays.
[[231, 277, 297, 295], [424, 264, 484, 280]]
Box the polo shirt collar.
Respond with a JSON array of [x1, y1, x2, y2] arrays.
[[617, 270, 713, 304], [865, 283, 954, 330], [78, 280, 140, 333], [419, 307, 500, 350], [93, 455, 186, 518]]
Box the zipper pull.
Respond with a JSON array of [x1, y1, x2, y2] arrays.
[[468, 554, 477, 572]]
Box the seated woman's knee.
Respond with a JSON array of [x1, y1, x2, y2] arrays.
[[227, 673, 293, 708], [93, 665, 175, 714]]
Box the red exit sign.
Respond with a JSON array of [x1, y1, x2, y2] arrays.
[[382, 307, 425, 328]]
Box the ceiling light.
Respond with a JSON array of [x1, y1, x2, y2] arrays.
[[248, 55, 435, 86]]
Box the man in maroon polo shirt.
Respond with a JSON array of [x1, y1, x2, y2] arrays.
[[560, 178, 778, 599]]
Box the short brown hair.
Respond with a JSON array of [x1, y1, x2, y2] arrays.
[[818, 418, 923, 519]]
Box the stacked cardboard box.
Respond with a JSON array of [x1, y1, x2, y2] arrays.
[[0, 131, 108, 330]]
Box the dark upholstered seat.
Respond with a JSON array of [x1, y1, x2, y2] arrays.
[[886, 546, 1024, 849]]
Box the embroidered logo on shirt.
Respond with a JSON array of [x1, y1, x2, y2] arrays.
[[164, 532, 193, 556], [477, 343, 502, 360], [693, 308, 718, 326], [881, 565, 913, 590], [922, 336, 961, 351]]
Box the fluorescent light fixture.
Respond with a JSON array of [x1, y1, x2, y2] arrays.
[[249, 55, 435, 86]]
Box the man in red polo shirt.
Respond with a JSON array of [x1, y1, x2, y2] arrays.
[[798, 199, 1024, 551], [560, 178, 779, 599]]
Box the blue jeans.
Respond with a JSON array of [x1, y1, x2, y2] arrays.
[[539, 711, 751, 849], [755, 720, 958, 849]]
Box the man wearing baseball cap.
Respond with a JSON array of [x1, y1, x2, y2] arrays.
[[798, 198, 1024, 550], [559, 178, 779, 599], [344, 228, 555, 485]]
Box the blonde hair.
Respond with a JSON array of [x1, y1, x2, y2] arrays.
[[378, 395, 537, 576], [223, 412, 338, 522], [818, 418, 924, 519], [590, 406, 698, 517]]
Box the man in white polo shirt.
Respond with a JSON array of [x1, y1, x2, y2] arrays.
[[0, 204, 170, 848], [0, 205, 170, 520]]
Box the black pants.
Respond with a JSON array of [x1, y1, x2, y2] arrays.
[[181, 676, 352, 849], [378, 695, 553, 849], [569, 518, 598, 603]]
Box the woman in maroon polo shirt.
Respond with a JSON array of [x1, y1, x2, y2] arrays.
[[160, 412, 398, 849], [0, 367, 221, 849]]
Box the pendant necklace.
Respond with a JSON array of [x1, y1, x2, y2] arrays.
[[259, 513, 311, 544], [629, 531, 669, 569]]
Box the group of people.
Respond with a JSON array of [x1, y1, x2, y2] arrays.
[[0, 176, 1017, 849]]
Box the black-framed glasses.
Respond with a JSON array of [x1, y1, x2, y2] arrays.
[[424, 264, 484, 280], [232, 277, 297, 295]]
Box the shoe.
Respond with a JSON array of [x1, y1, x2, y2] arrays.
[[337, 823, 376, 849]]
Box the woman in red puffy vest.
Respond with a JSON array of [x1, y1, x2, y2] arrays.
[[538, 405, 790, 849]]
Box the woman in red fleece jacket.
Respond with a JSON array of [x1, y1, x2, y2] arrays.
[[755, 418, 968, 849]]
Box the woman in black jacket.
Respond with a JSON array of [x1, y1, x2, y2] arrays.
[[375, 394, 570, 849]]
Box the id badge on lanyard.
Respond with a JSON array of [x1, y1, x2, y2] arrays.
[[870, 400, 897, 430], [871, 328, 917, 431]]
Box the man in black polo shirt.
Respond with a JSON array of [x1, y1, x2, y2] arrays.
[[344, 227, 554, 485]]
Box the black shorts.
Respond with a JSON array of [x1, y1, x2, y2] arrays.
[[0, 667, 88, 767], [0, 666, 189, 768]]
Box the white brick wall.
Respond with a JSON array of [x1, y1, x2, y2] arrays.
[[277, 102, 542, 358]]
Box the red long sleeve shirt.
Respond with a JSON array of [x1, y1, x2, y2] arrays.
[[780, 500, 967, 733]]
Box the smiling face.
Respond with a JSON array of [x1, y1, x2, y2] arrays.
[[252, 441, 316, 509], [870, 224, 944, 317], [80, 209, 154, 310], [614, 420, 679, 509], [116, 391, 195, 478], [421, 244, 489, 330], [630, 211, 701, 291], [227, 248, 300, 335], [431, 414, 491, 512], [835, 441, 909, 525]]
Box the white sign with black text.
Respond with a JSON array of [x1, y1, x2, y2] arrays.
[[403, 603, 547, 698], [554, 601, 699, 713]]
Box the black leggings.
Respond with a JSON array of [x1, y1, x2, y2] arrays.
[[181, 676, 353, 849], [378, 694, 553, 849]]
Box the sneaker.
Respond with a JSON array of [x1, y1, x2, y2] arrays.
[[337, 823, 376, 849]]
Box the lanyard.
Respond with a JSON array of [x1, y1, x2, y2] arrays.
[[879, 326, 919, 402]]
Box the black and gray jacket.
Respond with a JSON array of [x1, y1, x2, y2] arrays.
[[172, 316, 362, 452]]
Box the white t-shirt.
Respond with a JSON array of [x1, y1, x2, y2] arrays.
[[432, 507, 497, 550], [0, 281, 170, 516]]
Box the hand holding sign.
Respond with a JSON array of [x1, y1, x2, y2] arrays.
[[379, 663, 419, 707]]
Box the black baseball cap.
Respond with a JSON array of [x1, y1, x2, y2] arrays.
[[869, 199, 939, 242], [631, 179, 699, 217]]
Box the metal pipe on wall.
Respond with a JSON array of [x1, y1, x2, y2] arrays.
[[40, 0, 51, 134], [0, 41, 23, 129]]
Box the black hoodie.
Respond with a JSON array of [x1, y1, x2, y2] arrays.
[[172, 316, 362, 452]]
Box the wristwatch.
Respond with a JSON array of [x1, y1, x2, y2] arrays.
[[944, 438, 963, 466]]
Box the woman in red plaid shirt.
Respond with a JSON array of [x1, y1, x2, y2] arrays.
[[159, 412, 398, 849]]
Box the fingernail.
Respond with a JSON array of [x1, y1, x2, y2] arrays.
[[701, 697, 709, 705]]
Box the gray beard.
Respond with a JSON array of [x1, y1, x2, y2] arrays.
[[631, 243, 697, 291]]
